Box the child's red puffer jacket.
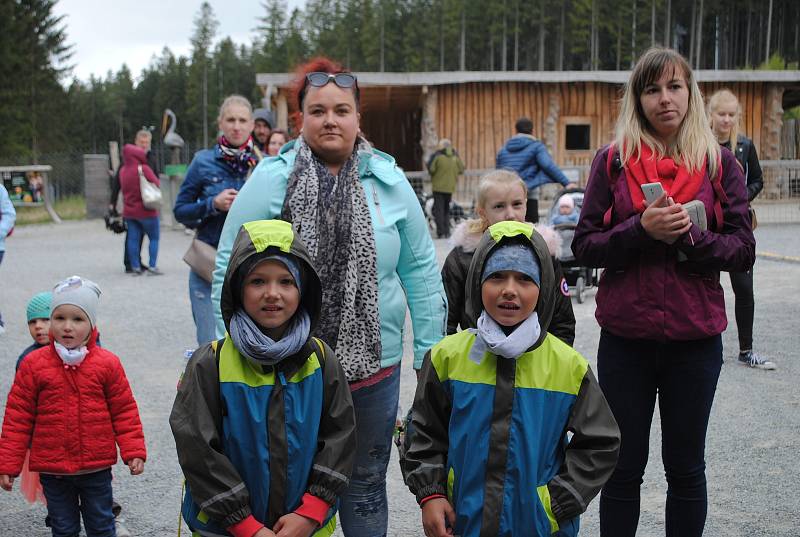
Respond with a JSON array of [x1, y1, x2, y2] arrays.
[[0, 329, 146, 476]]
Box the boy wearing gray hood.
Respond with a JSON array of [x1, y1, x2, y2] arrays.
[[171, 220, 356, 537], [403, 221, 620, 537]]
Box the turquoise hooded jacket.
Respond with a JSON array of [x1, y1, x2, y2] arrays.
[[212, 140, 447, 371]]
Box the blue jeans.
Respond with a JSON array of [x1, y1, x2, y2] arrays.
[[597, 330, 723, 537], [125, 216, 159, 270], [189, 269, 217, 346], [338, 366, 401, 537], [40, 469, 115, 537]]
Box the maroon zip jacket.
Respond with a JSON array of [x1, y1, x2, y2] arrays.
[[572, 145, 755, 341], [120, 143, 160, 220]]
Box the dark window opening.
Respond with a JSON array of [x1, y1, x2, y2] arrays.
[[565, 124, 591, 151]]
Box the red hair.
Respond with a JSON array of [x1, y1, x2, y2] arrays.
[[290, 57, 359, 131]]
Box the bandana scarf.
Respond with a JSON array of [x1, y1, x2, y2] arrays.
[[217, 135, 258, 176], [468, 310, 541, 363], [281, 136, 382, 382], [625, 144, 707, 213], [229, 308, 311, 367]]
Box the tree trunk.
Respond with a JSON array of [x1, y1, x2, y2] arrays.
[[764, 0, 772, 63], [590, 0, 597, 69], [514, 0, 520, 70], [616, 18, 622, 70], [202, 62, 208, 148], [689, 2, 696, 67], [557, 0, 564, 70], [460, 7, 466, 71], [630, 0, 637, 68], [651, 0, 656, 47], [538, 0, 545, 70], [696, 0, 704, 68], [439, 1, 444, 71], [380, 8, 385, 72], [665, 0, 671, 47], [502, 1, 507, 71], [745, 1, 751, 67]]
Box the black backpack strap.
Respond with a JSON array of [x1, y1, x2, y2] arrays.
[[310, 337, 326, 371], [602, 143, 622, 228], [211, 338, 228, 416]]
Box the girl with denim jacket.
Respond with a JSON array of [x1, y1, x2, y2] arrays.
[[174, 95, 259, 346]]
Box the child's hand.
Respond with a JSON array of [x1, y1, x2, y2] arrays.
[[421, 497, 455, 537], [0, 475, 14, 491], [273, 513, 317, 537], [253, 528, 277, 537], [127, 458, 144, 475]]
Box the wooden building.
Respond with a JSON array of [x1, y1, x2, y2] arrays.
[[256, 71, 800, 173]]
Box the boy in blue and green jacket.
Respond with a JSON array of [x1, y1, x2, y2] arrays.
[[171, 220, 356, 537], [402, 221, 620, 537]]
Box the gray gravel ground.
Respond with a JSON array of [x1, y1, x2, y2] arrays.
[[0, 220, 798, 537]]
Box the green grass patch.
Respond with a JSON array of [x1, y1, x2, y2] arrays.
[[14, 195, 87, 225]]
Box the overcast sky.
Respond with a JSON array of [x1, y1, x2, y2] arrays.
[[54, 0, 305, 82]]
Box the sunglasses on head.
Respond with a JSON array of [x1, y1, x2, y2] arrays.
[[305, 72, 357, 89], [300, 72, 359, 109]]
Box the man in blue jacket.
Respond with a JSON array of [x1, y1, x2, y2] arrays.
[[496, 117, 573, 223]]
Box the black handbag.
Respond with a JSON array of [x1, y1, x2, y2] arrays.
[[104, 208, 127, 234]]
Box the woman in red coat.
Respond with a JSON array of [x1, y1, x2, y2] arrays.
[[120, 135, 162, 275], [0, 276, 146, 536]]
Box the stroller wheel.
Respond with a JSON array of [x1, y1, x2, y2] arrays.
[[575, 276, 586, 304]]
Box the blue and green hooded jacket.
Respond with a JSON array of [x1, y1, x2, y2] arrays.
[[402, 222, 620, 537], [170, 220, 356, 537], [211, 140, 447, 373]]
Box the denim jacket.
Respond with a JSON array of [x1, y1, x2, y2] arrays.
[[173, 147, 249, 248]]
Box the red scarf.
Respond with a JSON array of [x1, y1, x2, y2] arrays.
[[625, 144, 706, 213]]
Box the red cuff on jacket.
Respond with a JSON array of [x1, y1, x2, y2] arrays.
[[227, 515, 264, 537], [420, 494, 447, 507], [294, 493, 330, 526]]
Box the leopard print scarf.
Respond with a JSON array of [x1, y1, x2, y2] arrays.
[[281, 136, 382, 381]]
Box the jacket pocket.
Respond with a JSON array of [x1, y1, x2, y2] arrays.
[[536, 484, 559, 534]]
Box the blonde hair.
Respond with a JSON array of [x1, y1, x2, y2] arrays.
[[467, 169, 528, 233], [615, 47, 720, 178], [217, 94, 253, 121], [135, 129, 152, 141], [707, 88, 741, 153]]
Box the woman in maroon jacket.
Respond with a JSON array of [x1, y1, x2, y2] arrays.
[[572, 47, 755, 537], [120, 140, 161, 275]]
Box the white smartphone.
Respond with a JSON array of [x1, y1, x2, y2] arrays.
[[641, 182, 665, 205]]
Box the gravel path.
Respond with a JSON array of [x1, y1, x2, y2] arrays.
[[0, 220, 798, 536]]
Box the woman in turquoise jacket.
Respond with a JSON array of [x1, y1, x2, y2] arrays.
[[212, 58, 446, 537]]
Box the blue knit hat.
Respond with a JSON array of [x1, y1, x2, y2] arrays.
[[27, 292, 52, 322], [241, 253, 303, 295], [482, 243, 541, 287]]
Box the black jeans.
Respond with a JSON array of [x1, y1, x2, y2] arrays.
[[729, 269, 755, 351], [597, 330, 722, 537], [432, 191, 452, 238], [525, 197, 539, 223]]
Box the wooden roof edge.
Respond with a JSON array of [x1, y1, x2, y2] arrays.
[[257, 70, 800, 87]]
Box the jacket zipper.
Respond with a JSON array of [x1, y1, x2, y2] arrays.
[[371, 183, 385, 225]]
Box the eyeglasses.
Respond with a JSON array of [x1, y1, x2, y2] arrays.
[[299, 72, 359, 109]]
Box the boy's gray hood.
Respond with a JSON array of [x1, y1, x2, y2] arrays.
[[465, 221, 555, 349]]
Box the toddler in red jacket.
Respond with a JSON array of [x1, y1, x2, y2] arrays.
[[0, 275, 146, 536]]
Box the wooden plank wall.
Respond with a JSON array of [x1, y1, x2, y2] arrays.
[[435, 81, 776, 169]]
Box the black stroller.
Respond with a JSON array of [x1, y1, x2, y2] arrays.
[[548, 187, 599, 303]]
